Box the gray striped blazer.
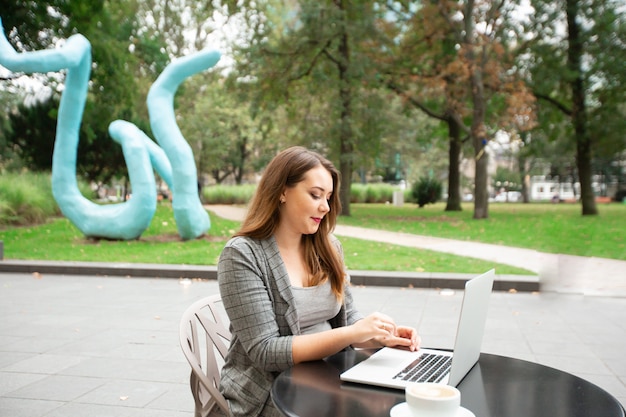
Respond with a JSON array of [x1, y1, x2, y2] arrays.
[[217, 234, 363, 417]]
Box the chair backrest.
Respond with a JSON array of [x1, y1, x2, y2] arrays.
[[179, 294, 232, 417]]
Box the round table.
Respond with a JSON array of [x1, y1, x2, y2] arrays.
[[271, 349, 625, 417]]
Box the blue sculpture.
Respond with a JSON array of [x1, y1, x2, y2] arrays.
[[0, 18, 218, 240]]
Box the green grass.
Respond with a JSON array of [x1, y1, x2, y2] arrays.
[[338, 236, 527, 274], [0, 204, 238, 266], [3, 175, 623, 276], [0, 202, 533, 275], [3, 201, 623, 275], [338, 203, 626, 260]]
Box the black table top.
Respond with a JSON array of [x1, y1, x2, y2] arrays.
[[271, 349, 625, 417]]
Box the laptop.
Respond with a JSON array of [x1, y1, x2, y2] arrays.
[[340, 269, 495, 389]]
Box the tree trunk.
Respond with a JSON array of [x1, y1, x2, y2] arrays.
[[473, 142, 489, 219], [234, 136, 248, 185], [445, 115, 462, 211], [465, 0, 489, 219], [566, 0, 598, 215], [336, 0, 353, 216], [518, 153, 530, 203]]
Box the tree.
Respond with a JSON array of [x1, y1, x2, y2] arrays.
[[457, 0, 494, 219], [373, 2, 471, 212], [522, 0, 626, 215], [375, 1, 535, 218], [178, 72, 275, 185], [7, 98, 58, 171], [1, 0, 166, 186], [567, 0, 595, 214], [225, 0, 387, 216]]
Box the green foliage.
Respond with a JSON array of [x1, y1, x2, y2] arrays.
[[519, 0, 626, 214], [411, 176, 443, 208], [1, 1, 106, 51], [349, 183, 367, 203], [350, 183, 413, 204], [1, 0, 167, 185], [492, 166, 522, 192], [1, 0, 625, 222], [0, 172, 95, 226], [203, 184, 257, 205], [6, 98, 57, 171], [200, 183, 411, 205], [0, 172, 59, 225], [180, 72, 278, 185], [348, 183, 404, 204]]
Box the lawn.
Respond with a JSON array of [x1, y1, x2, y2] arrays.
[[2, 201, 623, 275], [338, 202, 626, 260], [0, 204, 237, 267]]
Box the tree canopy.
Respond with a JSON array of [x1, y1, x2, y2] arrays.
[[1, 0, 624, 218]]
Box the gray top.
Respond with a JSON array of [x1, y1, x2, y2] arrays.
[[217, 234, 364, 417], [291, 280, 341, 334]]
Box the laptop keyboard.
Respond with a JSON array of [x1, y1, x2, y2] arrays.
[[393, 353, 452, 383]]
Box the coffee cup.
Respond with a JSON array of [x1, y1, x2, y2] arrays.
[[405, 383, 461, 417]]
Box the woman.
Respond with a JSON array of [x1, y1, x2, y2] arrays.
[[217, 146, 419, 417]]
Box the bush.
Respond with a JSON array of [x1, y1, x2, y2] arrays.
[[615, 189, 626, 202], [0, 171, 96, 226], [351, 183, 399, 204], [0, 172, 59, 225], [202, 183, 407, 205], [350, 183, 367, 203], [411, 176, 443, 208], [203, 184, 257, 205]]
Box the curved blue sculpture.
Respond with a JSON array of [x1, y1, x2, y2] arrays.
[[0, 18, 217, 240], [148, 50, 219, 240]]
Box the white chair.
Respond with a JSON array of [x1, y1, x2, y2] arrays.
[[179, 295, 232, 417]]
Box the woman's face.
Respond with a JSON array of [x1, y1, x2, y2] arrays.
[[280, 165, 333, 236]]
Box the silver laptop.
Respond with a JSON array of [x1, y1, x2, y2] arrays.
[[340, 269, 495, 389]]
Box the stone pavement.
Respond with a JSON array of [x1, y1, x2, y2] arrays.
[[0, 272, 625, 417]]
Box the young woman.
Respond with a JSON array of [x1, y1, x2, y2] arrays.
[[217, 146, 419, 417]]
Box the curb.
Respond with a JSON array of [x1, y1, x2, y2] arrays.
[[0, 260, 540, 292]]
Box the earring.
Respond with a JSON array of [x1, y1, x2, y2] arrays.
[[280, 198, 285, 204]]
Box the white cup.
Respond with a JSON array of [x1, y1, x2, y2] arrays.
[[405, 383, 461, 417]]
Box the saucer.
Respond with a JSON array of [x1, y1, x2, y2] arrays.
[[389, 402, 475, 417]]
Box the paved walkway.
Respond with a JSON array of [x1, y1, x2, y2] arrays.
[[0, 273, 624, 417], [206, 205, 626, 297]]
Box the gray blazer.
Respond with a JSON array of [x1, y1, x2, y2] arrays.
[[217, 235, 363, 417]]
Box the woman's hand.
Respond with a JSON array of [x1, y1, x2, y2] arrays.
[[351, 313, 420, 352], [379, 325, 420, 352]]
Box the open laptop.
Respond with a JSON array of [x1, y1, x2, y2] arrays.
[[340, 269, 495, 389]]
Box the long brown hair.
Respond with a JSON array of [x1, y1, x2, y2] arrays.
[[236, 146, 345, 300]]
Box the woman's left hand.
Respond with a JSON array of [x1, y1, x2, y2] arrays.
[[379, 325, 420, 351]]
